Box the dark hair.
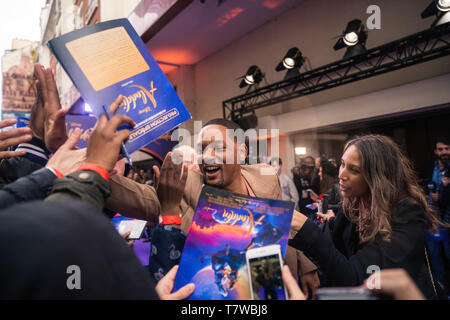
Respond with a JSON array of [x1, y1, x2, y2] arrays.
[[321, 157, 338, 177], [269, 157, 282, 166], [203, 118, 252, 163], [342, 134, 440, 243], [435, 137, 449, 147], [204, 118, 242, 130], [319, 157, 339, 194]]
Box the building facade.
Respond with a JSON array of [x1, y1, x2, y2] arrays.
[[1, 39, 39, 120]]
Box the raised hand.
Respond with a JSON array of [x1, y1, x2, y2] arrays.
[[316, 209, 335, 222], [153, 151, 188, 217], [85, 96, 135, 171], [0, 119, 32, 159], [46, 128, 86, 175], [34, 64, 68, 152]]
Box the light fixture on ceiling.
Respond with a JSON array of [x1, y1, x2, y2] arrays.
[[421, 0, 450, 26], [239, 65, 264, 91], [275, 47, 305, 80], [333, 19, 368, 59]]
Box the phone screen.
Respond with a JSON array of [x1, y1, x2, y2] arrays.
[[117, 220, 147, 240], [248, 254, 286, 300]]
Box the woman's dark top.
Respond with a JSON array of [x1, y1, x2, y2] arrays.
[[289, 199, 436, 299]]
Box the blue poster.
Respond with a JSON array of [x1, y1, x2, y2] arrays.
[[47, 19, 191, 154], [65, 114, 98, 149], [16, 117, 30, 128], [174, 186, 293, 300]]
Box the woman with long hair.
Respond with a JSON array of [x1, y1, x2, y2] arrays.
[[290, 134, 444, 299]]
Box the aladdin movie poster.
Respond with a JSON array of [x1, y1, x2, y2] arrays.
[[174, 185, 294, 300], [47, 19, 191, 154]]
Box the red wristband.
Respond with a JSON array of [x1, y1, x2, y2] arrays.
[[49, 167, 64, 178], [77, 163, 109, 181], [160, 216, 182, 225]]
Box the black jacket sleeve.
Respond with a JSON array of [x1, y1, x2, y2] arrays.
[[0, 157, 44, 188], [45, 170, 111, 212], [0, 168, 56, 209], [0, 137, 50, 188], [289, 200, 428, 287]]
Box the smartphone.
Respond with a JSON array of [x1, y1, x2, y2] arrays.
[[246, 244, 287, 300], [117, 219, 148, 240], [315, 287, 380, 300]]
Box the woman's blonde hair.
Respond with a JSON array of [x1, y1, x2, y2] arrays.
[[341, 134, 440, 243]]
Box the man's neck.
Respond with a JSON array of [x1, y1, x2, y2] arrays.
[[223, 171, 248, 196]]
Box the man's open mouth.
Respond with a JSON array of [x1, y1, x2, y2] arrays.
[[204, 165, 221, 174]]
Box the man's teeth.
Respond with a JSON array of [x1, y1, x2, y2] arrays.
[[205, 166, 220, 172]]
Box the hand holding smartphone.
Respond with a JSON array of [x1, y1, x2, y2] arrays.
[[246, 244, 288, 300], [117, 219, 147, 240]]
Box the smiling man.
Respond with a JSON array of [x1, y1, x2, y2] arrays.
[[197, 120, 246, 193], [106, 118, 320, 297]]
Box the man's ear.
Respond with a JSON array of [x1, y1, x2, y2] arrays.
[[238, 144, 248, 164]]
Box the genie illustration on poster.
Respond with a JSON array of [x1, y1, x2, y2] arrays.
[[174, 185, 294, 300]]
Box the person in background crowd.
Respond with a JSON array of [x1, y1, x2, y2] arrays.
[[293, 157, 319, 220], [318, 156, 342, 212], [143, 168, 154, 186], [303, 156, 316, 182], [289, 134, 446, 299], [270, 157, 299, 211], [420, 137, 450, 293], [318, 156, 339, 196], [126, 167, 135, 179], [132, 171, 143, 183], [292, 165, 303, 209], [310, 156, 321, 194]]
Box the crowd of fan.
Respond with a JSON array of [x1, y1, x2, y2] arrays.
[[0, 64, 448, 300]]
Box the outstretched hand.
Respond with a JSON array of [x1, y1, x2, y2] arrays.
[[363, 269, 425, 300], [282, 265, 306, 300], [85, 96, 135, 171], [316, 209, 335, 222], [153, 151, 188, 217], [46, 128, 86, 175], [0, 119, 32, 159], [34, 64, 68, 152], [156, 265, 195, 300]]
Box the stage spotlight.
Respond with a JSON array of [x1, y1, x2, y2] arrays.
[[275, 47, 305, 79], [333, 19, 368, 59], [239, 65, 264, 89], [421, 0, 450, 26]]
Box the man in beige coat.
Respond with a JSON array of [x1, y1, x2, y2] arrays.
[[106, 119, 320, 298]]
